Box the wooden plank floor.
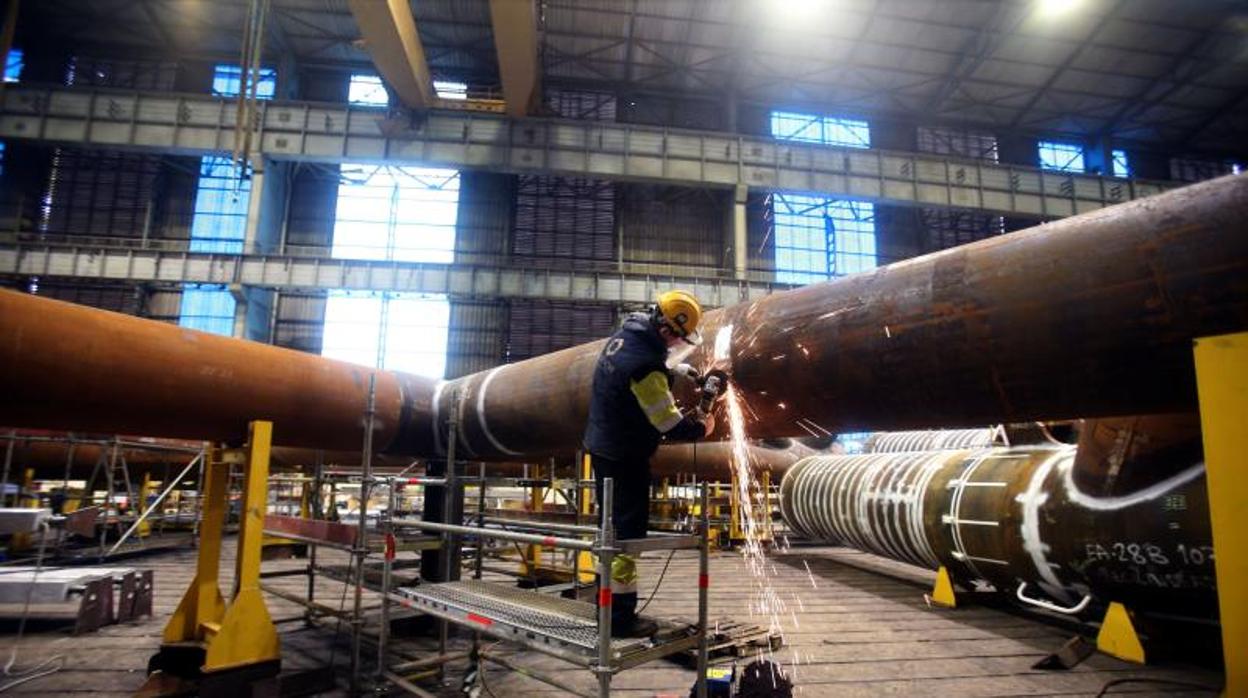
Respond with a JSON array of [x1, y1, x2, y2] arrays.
[[0, 539, 1223, 696]]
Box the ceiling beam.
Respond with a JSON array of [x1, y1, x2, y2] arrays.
[[346, 0, 435, 108], [1179, 87, 1248, 150], [1007, 0, 1127, 129], [488, 0, 540, 117], [923, 1, 1029, 114]]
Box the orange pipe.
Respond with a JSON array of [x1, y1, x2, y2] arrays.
[[0, 292, 438, 453]]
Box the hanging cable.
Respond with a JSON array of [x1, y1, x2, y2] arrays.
[[0, 522, 66, 693]]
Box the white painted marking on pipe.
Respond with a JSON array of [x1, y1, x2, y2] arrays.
[[430, 380, 446, 456], [1060, 461, 1204, 510], [476, 366, 522, 457], [962, 555, 1009, 566], [1015, 447, 1076, 602], [714, 324, 733, 361], [948, 518, 1000, 527], [455, 381, 478, 458]]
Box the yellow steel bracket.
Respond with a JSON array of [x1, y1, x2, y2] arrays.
[[163, 421, 280, 673], [577, 453, 595, 584], [521, 463, 544, 577], [928, 565, 957, 608], [138, 472, 153, 537], [1195, 332, 1248, 696], [1096, 601, 1145, 663]]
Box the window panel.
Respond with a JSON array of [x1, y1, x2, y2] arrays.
[[213, 65, 276, 99], [332, 165, 460, 264], [323, 164, 459, 377], [433, 80, 468, 100], [178, 284, 236, 336], [322, 290, 449, 379], [179, 65, 276, 334], [768, 113, 879, 284], [349, 74, 388, 106], [5, 48, 22, 82], [1038, 140, 1085, 173], [1112, 149, 1131, 178]]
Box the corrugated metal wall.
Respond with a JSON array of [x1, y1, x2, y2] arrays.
[[915, 126, 1004, 254], [619, 184, 723, 269], [446, 301, 507, 378], [145, 288, 183, 323], [513, 176, 616, 263], [504, 301, 620, 363], [29, 280, 144, 315], [285, 164, 339, 252], [444, 172, 515, 376], [455, 171, 513, 264], [40, 56, 180, 244], [273, 292, 326, 354]]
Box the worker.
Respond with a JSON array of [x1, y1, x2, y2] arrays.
[[583, 289, 717, 638]]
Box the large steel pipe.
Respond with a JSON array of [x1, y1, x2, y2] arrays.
[[0, 292, 440, 454], [779, 441, 1216, 619], [443, 174, 1248, 458], [2, 175, 1247, 458]]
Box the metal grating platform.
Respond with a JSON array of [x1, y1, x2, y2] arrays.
[[395, 579, 700, 668], [397, 580, 605, 652]]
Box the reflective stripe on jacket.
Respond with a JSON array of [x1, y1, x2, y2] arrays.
[[582, 313, 705, 462]]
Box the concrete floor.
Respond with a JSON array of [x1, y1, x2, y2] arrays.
[[0, 538, 1223, 696]]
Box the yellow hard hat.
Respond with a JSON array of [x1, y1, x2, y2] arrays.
[[656, 289, 703, 344]]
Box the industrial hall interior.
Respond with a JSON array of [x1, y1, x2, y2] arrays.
[[0, 0, 1246, 696]]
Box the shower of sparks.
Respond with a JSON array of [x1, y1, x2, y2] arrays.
[[722, 382, 806, 686]]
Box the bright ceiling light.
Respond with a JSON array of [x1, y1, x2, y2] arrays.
[[1037, 0, 1082, 17], [764, 0, 834, 26]]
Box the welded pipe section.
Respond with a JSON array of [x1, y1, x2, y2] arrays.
[[779, 444, 1216, 618], [0, 291, 439, 454], [862, 427, 1005, 453], [2, 175, 1246, 459], [437, 174, 1248, 458]]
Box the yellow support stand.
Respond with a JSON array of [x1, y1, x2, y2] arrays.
[[1195, 332, 1248, 696], [929, 565, 958, 608], [156, 420, 279, 677], [577, 453, 594, 584], [137, 472, 153, 537], [1096, 601, 1145, 663], [520, 464, 544, 578]]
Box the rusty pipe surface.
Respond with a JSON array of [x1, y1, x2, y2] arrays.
[[0, 292, 440, 454], [779, 425, 1216, 619], [2, 175, 1247, 458], [435, 174, 1248, 459]]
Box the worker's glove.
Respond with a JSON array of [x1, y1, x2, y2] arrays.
[[672, 363, 701, 386], [697, 409, 716, 435]]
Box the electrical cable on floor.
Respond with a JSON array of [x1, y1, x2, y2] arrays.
[[636, 548, 677, 615], [326, 514, 361, 674], [1095, 677, 1220, 696], [0, 523, 66, 693], [475, 641, 503, 698]]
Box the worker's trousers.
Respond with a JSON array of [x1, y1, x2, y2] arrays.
[[589, 452, 650, 622]]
